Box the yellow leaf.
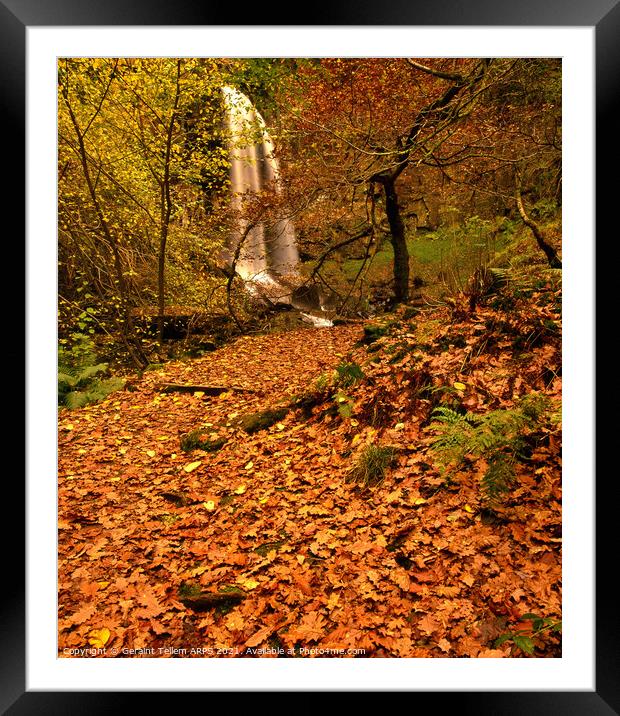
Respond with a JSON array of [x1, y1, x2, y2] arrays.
[[219, 391, 231, 400], [259, 495, 269, 504], [146, 450, 156, 458], [96, 581, 110, 590], [203, 500, 216, 511], [395, 422, 405, 430], [297, 554, 305, 565], [77, 448, 87, 455], [386, 489, 401, 503], [239, 578, 259, 590], [183, 460, 202, 473], [337, 396, 347, 403], [351, 434, 361, 446], [234, 484, 247, 495], [326, 592, 340, 609], [464, 504, 475, 513], [276, 423, 285, 431], [414, 497, 427, 506], [350, 419, 359, 427], [245, 461, 254, 470], [453, 382, 467, 391], [87, 627, 110, 648], [189, 565, 208, 577], [193, 391, 205, 398]]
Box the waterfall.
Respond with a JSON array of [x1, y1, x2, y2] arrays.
[[222, 86, 332, 326], [222, 86, 299, 297]]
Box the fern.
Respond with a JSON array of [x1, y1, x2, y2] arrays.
[[430, 393, 557, 504], [58, 334, 124, 408], [63, 377, 126, 409], [334, 362, 364, 388]]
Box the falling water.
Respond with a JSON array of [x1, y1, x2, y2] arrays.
[[222, 86, 299, 296], [222, 86, 332, 326]]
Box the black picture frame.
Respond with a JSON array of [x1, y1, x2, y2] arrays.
[[7, 1, 609, 712]]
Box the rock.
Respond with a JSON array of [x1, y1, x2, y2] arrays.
[[180, 430, 227, 453], [356, 323, 390, 346], [291, 284, 322, 311], [240, 407, 289, 434]]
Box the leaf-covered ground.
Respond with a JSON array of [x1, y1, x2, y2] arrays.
[[58, 287, 561, 658]]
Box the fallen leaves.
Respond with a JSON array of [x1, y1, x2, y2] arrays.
[[58, 300, 562, 658]]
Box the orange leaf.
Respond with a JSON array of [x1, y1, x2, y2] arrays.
[[245, 624, 275, 648], [417, 613, 440, 636], [292, 572, 313, 596]]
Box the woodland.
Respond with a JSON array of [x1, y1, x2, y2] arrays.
[[58, 57, 562, 659]]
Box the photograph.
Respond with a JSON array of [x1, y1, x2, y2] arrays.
[[56, 55, 563, 660]]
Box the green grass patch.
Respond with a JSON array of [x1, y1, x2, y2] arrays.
[[347, 444, 398, 487]]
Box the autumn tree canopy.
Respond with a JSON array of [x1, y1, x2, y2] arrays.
[[58, 57, 561, 362]]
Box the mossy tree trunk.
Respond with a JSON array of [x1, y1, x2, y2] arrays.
[[515, 182, 562, 269]]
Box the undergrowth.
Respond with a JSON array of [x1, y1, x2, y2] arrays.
[[58, 333, 125, 409], [430, 392, 559, 504]]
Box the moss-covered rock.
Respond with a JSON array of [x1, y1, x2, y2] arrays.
[[180, 429, 227, 452], [240, 407, 289, 434], [356, 320, 402, 347]]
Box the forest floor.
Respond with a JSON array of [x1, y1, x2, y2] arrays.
[[58, 282, 562, 658]]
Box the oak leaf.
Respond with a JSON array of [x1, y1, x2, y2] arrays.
[[417, 613, 440, 636], [291, 572, 313, 596], [288, 612, 326, 642]]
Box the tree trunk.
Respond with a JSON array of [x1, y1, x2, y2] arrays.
[[515, 184, 562, 269], [384, 177, 410, 303]]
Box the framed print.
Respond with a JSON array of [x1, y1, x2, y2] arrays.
[[7, 0, 611, 711]]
